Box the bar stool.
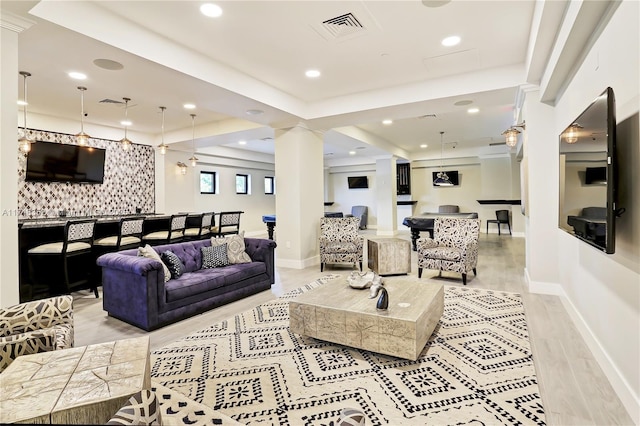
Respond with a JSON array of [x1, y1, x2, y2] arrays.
[[184, 212, 214, 241], [142, 214, 187, 245], [212, 211, 243, 237], [93, 217, 144, 281], [28, 218, 98, 298]]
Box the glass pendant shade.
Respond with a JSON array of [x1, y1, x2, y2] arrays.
[[504, 129, 519, 147], [158, 106, 168, 154], [121, 97, 132, 150], [564, 124, 580, 144], [19, 71, 33, 153], [75, 86, 91, 146], [189, 114, 198, 166]]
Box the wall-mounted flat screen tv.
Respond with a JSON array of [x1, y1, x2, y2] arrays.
[[559, 87, 617, 254], [26, 141, 106, 184], [432, 170, 459, 186], [348, 176, 368, 189]]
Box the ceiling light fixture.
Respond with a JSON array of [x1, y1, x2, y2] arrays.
[[200, 3, 223, 17], [238, 140, 247, 145], [563, 123, 583, 144], [441, 35, 461, 47], [120, 97, 133, 150], [420, 144, 427, 148], [183, 103, 196, 110], [68, 71, 87, 80], [433, 131, 453, 187], [382, 119, 393, 125], [305, 69, 321, 78], [177, 162, 187, 175], [467, 107, 479, 114], [18, 71, 33, 153], [188, 114, 198, 167], [246, 109, 263, 116], [158, 106, 168, 155], [501, 121, 526, 148], [75, 86, 91, 147]]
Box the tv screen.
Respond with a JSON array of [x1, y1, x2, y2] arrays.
[[348, 176, 368, 189], [432, 170, 459, 186], [26, 141, 106, 184], [559, 87, 617, 253]]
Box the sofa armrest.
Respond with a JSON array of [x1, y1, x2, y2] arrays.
[[244, 238, 277, 284], [97, 252, 165, 278]]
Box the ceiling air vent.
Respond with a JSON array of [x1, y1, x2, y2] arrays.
[[321, 13, 365, 39], [99, 98, 125, 104], [418, 114, 438, 119]]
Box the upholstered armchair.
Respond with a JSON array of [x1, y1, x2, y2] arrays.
[[346, 205, 368, 229], [417, 217, 480, 285], [319, 217, 364, 272], [0, 295, 74, 372]]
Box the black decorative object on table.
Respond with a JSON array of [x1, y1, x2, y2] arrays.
[[376, 287, 389, 310]]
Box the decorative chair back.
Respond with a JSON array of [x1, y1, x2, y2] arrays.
[[216, 211, 243, 236], [496, 210, 510, 222], [201, 212, 214, 229], [320, 217, 360, 241], [433, 217, 480, 247], [63, 219, 96, 251], [121, 217, 144, 237], [170, 214, 188, 232]]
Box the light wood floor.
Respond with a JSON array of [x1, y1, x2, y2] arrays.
[[72, 231, 634, 425]]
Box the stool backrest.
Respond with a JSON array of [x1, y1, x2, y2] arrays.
[[201, 212, 214, 229], [119, 217, 144, 247], [216, 211, 243, 236], [64, 219, 96, 251], [170, 214, 188, 232], [496, 210, 510, 222]]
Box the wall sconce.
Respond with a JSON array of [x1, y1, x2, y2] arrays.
[[177, 162, 187, 175], [563, 123, 583, 144], [501, 121, 526, 148]]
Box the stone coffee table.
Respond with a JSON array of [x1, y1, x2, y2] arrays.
[[289, 277, 443, 360], [0, 336, 150, 425]]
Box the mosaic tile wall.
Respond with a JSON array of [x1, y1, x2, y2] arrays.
[[17, 129, 155, 218]]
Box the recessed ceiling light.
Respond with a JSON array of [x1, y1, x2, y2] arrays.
[[93, 59, 123, 70], [467, 107, 480, 114], [305, 69, 321, 78], [246, 109, 263, 115], [183, 103, 196, 110], [68, 72, 87, 80], [17, 100, 28, 106], [120, 120, 132, 126], [441, 36, 461, 47], [200, 3, 223, 17], [349, 150, 356, 155], [382, 119, 393, 125], [420, 144, 428, 148], [238, 140, 247, 145]]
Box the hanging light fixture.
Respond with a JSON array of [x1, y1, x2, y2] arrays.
[[433, 131, 453, 187], [158, 106, 168, 154], [177, 162, 188, 175], [563, 123, 582, 144], [188, 113, 198, 167], [120, 97, 132, 150], [18, 71, 33, 153], [501, 121, 526, 148], [75, 86, 91, 146]]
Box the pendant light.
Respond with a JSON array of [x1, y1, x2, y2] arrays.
[[74, 86, 91, 146], [120, 97, 132, 150], [188, 113, 198, 167], [433, 131, 453, 187], [18, 71, 33, 153], [158, 106, 168, 154]]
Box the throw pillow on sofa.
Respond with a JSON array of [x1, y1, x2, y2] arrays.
[[201, 244, 229, 268], [210, 231, 251, 264], [161, 251, 185, 279], [138, 245, 170, 282]]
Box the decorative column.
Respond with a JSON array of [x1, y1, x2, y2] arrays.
[[274, 124, 324, 268], [375, 156, 398, 236], [1, 12, 34, 306]]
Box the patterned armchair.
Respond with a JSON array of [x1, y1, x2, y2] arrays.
[[0, 295, 74, 372], [319, 217, 364, 272], [417, 217, 480, 285]]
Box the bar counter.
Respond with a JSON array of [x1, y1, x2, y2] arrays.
[[17, 213, 202, 302]]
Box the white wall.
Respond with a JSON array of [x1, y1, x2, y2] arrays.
[[527, 0, 639, 420]]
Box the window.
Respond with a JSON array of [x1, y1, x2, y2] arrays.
[[264, 176, 275, 194], [236, 174, 249, 194], [200, 171, 217, 194]]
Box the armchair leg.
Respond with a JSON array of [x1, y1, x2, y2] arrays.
[[321, 263, 324, 272], [462, 273, 467, 285], [359, 261, 362, 272], [473, 268, 477, 276], [418, 268, 423, 278]]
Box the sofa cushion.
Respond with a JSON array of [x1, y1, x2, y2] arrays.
[[202, 245, 229, 268], [221, 262, 267, 286], [211, 232, 252, 264], [138, 245, 170, 282], [164, 270, 227, 302], [161, 251, 185, 279]]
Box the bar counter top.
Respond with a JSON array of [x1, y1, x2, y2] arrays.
[[18, 213, 169, 229]]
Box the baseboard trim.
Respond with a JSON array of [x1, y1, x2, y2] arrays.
[[524, 268, 639, 424], [276, 255, 318, 270]]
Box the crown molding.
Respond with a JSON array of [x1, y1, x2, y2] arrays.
[[0, 11, 35, 32]]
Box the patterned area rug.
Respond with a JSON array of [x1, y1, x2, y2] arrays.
[[151, 275, 546, 425]]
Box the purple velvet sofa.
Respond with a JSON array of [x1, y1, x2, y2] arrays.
[[96, 238, 276, 331]]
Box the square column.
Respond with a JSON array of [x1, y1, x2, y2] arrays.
[[375, 156, 398, 236]]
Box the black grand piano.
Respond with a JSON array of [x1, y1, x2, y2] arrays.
[[402, 212, 479, 250]]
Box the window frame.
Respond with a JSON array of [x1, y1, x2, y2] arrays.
[[235, 173, 249, 195], [200, 171, 217, 194], [264, 176, 275, 195]]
